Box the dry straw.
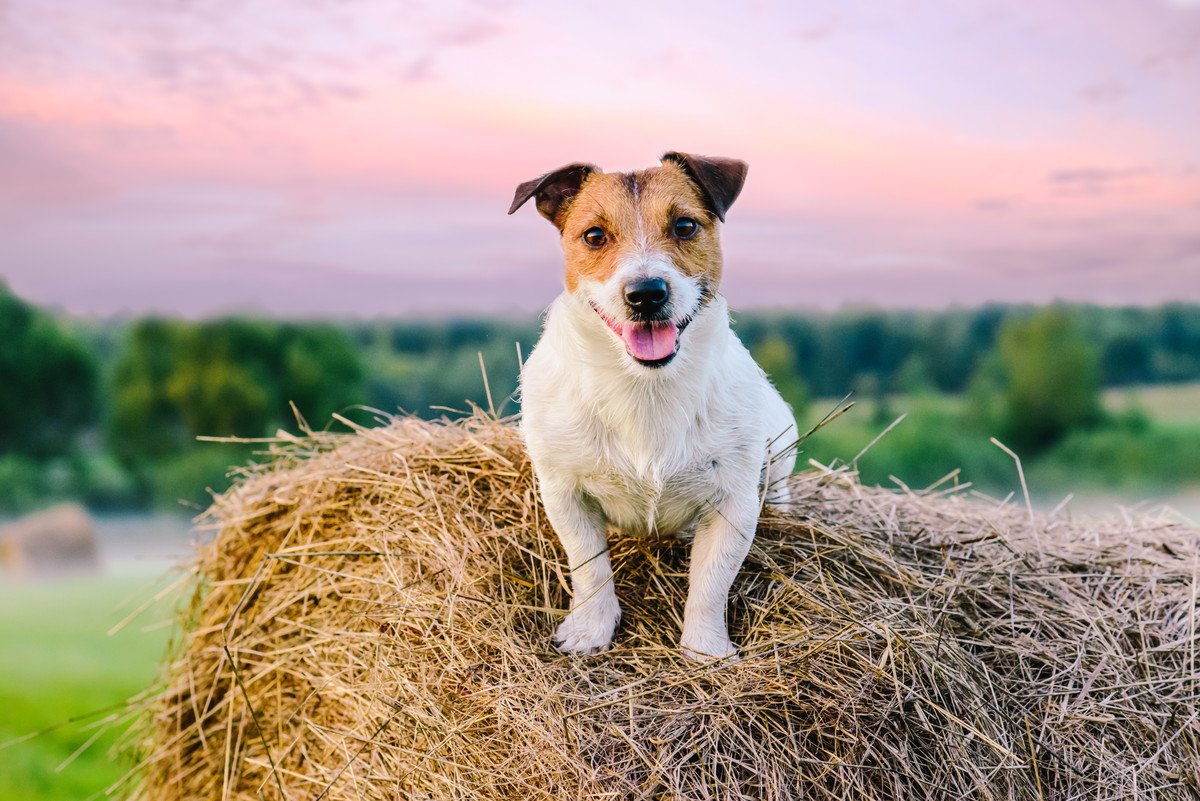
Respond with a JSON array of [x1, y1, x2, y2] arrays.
[[125, 413, 1200, 800]]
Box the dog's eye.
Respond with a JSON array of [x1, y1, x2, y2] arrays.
[[673, 217, 699, 240], [582, 227, 607, 248]]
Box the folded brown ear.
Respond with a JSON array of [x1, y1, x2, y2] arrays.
[[508, 163, 598, 227], [661, 152, 748, 222]]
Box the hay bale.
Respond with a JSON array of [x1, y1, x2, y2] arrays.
[[129, 415, 1200, 800], [0, 502, 98, 575]]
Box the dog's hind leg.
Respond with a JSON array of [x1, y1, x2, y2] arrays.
[[541, 479, 622, 655]]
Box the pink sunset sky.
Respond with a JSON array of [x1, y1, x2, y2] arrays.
[[1, 0, 1198, 317]]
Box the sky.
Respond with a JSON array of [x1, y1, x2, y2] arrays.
[[0, 0, 1198, 317]]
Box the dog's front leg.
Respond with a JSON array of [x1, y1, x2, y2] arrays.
[[541, 479, 621, 655], [680, 492, 760, 661]]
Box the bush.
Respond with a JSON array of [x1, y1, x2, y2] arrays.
[[149, 445, 252, 511], [70, 450, 141, 510], [1030, 423, 1200, 491], [992, 308, 1103, 455], [803, 397, 1016, 492], [0, 454, 48, 513], [753, 336, 810, 419]]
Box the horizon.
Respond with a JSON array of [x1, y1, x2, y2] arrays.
[[2, 0, 1198, 316], [15, 275, 1199, 323]]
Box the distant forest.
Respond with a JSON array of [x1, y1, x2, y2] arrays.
[[3, 279, 1200, 512], [343, 303, 1200, 415]]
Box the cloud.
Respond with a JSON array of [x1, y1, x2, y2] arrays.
[[973, 197, 1012, 213], [134, 38, 378, 115], [0, 0, 512, 117], [792, 12, 856, 43], [1047, 167, 1152, 196], [398, 19, 504, 83], [0, 119, 111, 212], [433, 20, 503, 47], [794, 22, 840, 42], [1168, 234, 1200, 259], [401, 55, 436, 82], [1080, 77, 1127, 104], [1142, 28, 1200, 68]]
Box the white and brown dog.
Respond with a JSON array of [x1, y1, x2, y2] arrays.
[[509, 152, 797, 660]]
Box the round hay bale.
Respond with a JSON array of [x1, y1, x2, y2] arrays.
[[0, 502, 98, 575], [129, 415, 1200, 800]]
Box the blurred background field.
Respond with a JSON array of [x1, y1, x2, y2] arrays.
[[5, 280, 1200, 515], [3, 281, 1200, 799]]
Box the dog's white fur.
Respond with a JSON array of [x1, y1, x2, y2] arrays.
[[520, 201, 797, 660]]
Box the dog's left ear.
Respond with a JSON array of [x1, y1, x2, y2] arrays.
[[508, 162, 597, 227], [661, 152, 748, 222]]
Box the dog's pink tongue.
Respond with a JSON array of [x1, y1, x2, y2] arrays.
[[622, 321, 678, 362]]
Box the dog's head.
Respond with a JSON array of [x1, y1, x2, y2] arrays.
[[509, 152, 747, 368]]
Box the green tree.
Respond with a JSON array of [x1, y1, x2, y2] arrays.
[[280, 324, 367, 426], [107, 319, 191, 465], [993, 308, 1102, 455], [0, 282, 99, 457], [107, 318, 367, 505], [753, 335, 810, 418], [168, 320, 278, 438]]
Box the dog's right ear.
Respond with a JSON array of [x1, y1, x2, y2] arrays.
[[508, 163, 597, 227]]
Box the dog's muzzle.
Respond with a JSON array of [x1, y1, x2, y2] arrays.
[[592, 301, 693, 368]]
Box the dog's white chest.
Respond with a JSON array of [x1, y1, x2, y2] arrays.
[[520, 294, 792, 537], [576, 447, 721, 535]]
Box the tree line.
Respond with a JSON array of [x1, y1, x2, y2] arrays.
[[2, 278, 1198, 511]]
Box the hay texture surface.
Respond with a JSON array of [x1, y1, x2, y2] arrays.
[[132, 415, 1200, 800]]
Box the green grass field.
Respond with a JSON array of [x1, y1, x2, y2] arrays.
[[1103, 382, 1200, 424], [0, 575, 177, 801], [797, 382, 1200, 496], [805, 382, 1200, 432]]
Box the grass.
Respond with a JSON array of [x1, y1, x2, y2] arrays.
[[0, 574, 176, 801], [807, 380, 1200, 430], [797, 393, 1016, 491], [797, 382, 1200, 497], [1103, 381, 1200, 424]]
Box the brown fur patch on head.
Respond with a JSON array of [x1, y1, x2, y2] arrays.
[[557, 161, 724, 296]]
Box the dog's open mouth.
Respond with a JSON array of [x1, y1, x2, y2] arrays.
[[592, 305, 688, 367]]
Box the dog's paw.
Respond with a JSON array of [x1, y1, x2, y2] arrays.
[[680, 631, 740, 663], [553, 595, 621, 656]]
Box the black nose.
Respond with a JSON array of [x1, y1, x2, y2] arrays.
[[624, 277, 669, 316]]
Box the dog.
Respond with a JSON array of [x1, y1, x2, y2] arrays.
[[509, 152, 797, 660]]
